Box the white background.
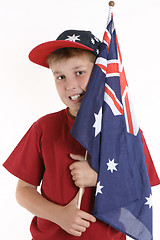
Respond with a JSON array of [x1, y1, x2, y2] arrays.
[[0, 0, 160, 239]]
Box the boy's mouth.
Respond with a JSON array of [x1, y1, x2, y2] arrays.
[[69, 94, 84, 101]]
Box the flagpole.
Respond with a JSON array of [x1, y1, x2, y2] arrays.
[[77, 150, 88, 209], [108, 1, 115, 23]]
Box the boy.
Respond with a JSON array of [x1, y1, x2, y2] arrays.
[[3, 30, 160, 240]]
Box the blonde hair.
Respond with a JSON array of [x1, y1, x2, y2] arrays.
[[47, 48, 96, 68]]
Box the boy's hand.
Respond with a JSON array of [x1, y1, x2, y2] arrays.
[[69, 153, 98, 188], [57, 189, 96, 236], [16, 179, 96, 237]]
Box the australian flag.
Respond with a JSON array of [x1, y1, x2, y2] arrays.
[[70, 8, 152, 240]]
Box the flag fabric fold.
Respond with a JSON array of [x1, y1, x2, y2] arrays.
[[70, 7, 152, 240]]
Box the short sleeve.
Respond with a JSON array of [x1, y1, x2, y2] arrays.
[[140, 130, 160, 187], [3, 123, 45, 186]]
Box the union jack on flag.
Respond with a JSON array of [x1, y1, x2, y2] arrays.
[[96, 17, 139, 135], [71, 7, 152, 240]]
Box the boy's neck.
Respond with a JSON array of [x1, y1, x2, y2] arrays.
[[67, 108, 76, 120]]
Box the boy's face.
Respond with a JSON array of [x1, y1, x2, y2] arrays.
[[50, 54, 94, 117]]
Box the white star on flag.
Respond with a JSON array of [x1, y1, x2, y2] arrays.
[[96, 181, 104, 196], [93, 107, 102, 137], [107, 159, 118, 173], [65, 34, 80, 42], [145, 194, 152, 209]]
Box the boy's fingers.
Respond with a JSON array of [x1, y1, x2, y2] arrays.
[[70, 153, 85, 161], [69, 163, 74, 171], [69, 153, 86, 170], [70, 229, 82, 237], [80, 211, 96, 223], [69, 154, 85, 171], [73, 224, 87, 233]]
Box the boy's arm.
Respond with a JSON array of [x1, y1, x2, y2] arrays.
[[16, 179, 96, 236]]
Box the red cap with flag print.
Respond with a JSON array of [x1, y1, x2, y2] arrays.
[[29, 30, 101, 68]]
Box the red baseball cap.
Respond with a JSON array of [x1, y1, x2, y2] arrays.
[[29, 30, 101, 68]]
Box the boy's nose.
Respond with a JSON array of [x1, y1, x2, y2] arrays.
[[65, 77, 76, 90]]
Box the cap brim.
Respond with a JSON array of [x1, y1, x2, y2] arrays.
[[29, 40, 94, 68]]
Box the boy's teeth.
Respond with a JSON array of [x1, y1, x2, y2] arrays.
[[70, 94, 81, 100]]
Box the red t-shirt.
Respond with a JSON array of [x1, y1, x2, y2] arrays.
[[3, 109, 160, 240]]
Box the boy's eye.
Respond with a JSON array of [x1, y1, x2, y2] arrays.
[[76, 71, 84, 76], [57, 75, 65, 80]]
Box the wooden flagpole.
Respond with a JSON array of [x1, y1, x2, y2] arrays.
[[77, 150, 88, 209]]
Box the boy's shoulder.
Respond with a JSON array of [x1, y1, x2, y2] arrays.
[[28, 108, 74, 138], [29, 108, 74, 139], [35, 109, 67, 126]]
